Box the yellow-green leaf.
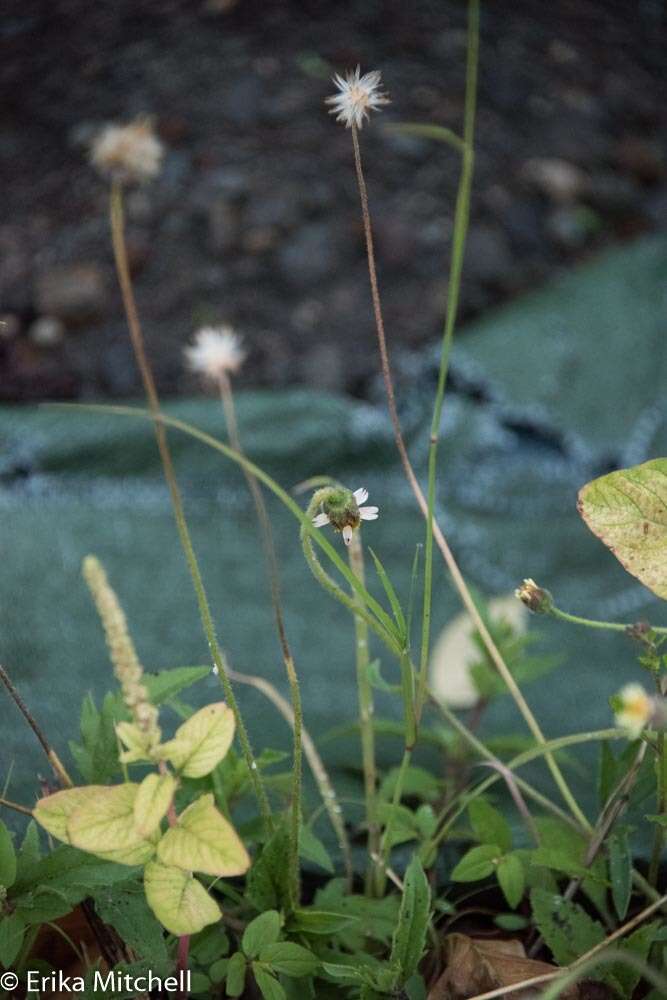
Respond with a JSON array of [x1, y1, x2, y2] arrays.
[[133, 772, 176, 838], [33, 786, 104, 844], [157, 793, 250, 877], [116, 721, 154, 764], [67, 783, 156, 866], [144, 860, 221, 935], [578, 459, 667, 599], [158, 703, 235, 778]]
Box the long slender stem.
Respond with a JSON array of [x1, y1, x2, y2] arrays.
[[648, 675, 666, 886], [217, 371, 301, 907], [108, 183, 272, 830], [348, 533, 380, 895], [349, 0, 587, 832], [0, 662, 73, 788], [0, 796, 33, 816], [550, 604, 667, 634]]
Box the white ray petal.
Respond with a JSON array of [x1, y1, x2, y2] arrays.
[[359, 506, 379, 521], [342, 525, 353, 545], [353, 487, 369, 505], [312, 512, 330, 528]]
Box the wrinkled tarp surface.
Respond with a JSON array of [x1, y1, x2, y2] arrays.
[[2, 235, 667, 841]]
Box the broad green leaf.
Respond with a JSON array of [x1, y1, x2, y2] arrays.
[[533, 817, 608, 916], [609, 920, 661, 996], [314, 879, 399, 950], [0, 912, 25, 968], [33, 786, 102, 844], [67, 783, 156, 865], [469, 799, 512, 853], [608, 830, 632, 921], [530, 888, 605, 964], [133, 772, 176, 838], [299, 825, 334, 874], [143, 860, 221, 936], [245, 825, 291, 912], [259, 942, 319, 977], [451, 844, 500, 882], [390, 855, 431, 986], [253, 965, 287, 1000], [92, 880, 169, 973], [287, 909, 357, 936], [158, 703, 235, 778], [144, 665, 211, 704], [529, 847, 608, 885], [321, 961, 364, 984], [157, 793, 250, 876], [69, 692, 122, 783], [15, 821, 40, 885], [496, 853, 525, 909], [578, 459, 667, 598], [0, 820, 17, 889], [226, 952, 247, 997], [242, 910, 281, 959]]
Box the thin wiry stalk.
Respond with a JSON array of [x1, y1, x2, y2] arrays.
[[347, 532, 381, 895], [648, 675, 666, 887], [349, 0, 588, 831], [108, 182, 272, 831], [0, 662, 73, 788], [217, 370, 302, 906]]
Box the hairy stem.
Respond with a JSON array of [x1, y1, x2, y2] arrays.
[[109, 182, 272, 830]]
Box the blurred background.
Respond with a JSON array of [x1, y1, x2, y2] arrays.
[[1, 0, 665, 401]]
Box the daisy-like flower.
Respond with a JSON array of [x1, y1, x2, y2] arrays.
[[91, 118, 164, 185], [613, 683, 653, 739], [184, 325, 246, 382], [325, 66, 390, 130], [312, 486, 379, 546]]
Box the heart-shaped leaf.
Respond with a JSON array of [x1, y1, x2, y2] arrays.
[[157, 793, 250, 876], [158, 703, 235, 777], [144, 860, 221, 935], [578, 459, 667, 599]]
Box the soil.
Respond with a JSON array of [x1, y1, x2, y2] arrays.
[[1, 0, 665, 402]]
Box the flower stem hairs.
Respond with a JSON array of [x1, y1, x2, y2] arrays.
[[325, 66, 390, 130]]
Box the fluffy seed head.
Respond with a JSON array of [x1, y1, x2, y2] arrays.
[[91, 118, 164, 185], [325, 66, 390, 130], [184, 326, 246, 381]]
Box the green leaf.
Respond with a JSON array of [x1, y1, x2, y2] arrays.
[[159, 702, 235, 778], [33, 786, 101, 845], [321, 961, 364, 985], [133, 772, 176, 838], [380, 766, 440, 803], [226, 952, 247, 997], [314, 879, 399, 949], [156, 794, 250, 877], [91, 880, 169, 973], [0, 913, 25, 968], [15, 821, 40, 885], [533, 817, 608, 916], [469, 799, 512, 853], [287, 909, 357, 936], [494, 913, 529, 931], [496, 853, 525, 909], [259, 942, 320, 977], [143, 860, 221, 936], [299, 825, 334, 874], [390, 855, 431, 986], [69, 692, 121, 784], [245, 825, 291, 912], [609, 920, 661, 996], [253, 965, 287, 1000], [578, 458, 667, 598], [529, 847, 609, 885], [12, 846, 130, 924], [608, 830, 632, 921], [451, 844, 500, 882], [530, 888, 605, 965], [144, 665, 211, 704], [242, 911, 281, 959], [368, 548, 407, 638], [0, 820, 17, 889], [65, 784, 157, 866], [366, 659, 400, 695]]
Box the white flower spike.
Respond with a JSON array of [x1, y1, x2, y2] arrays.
[[311, 486, 379, 545], [184, 326, 246, 382], [325, 67, 390, 130]]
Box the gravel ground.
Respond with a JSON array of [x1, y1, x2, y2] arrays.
[[1, 0, 665, 402]]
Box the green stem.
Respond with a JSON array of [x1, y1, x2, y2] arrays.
[[380, 747, 412, 871], [549, 604, 667, 634], [419, 0, 479, 719], [648, 675, 666, 887], [348, 533, 381, 896], [109, 183, 272, 831]]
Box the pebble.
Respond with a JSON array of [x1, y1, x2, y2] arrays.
[[35, 264, 107, 325], [28, 316, 65, 347]]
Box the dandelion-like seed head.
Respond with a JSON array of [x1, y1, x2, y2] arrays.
[[184, 325, 246, 382], [325, 66, 390, 130], [312, 485, 379, 546], [612, 682, 653, 739], [91, 118, 164, 185]]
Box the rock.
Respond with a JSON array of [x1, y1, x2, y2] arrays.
[[298, 342, 345, 394], [208, 199, 241, 254], [277, 222, 337, 287], [464, 224, 513, 287], [584, 172, 644, 220], [28, 316, 65, 347], [615, 136, 665, 184], [35, 264, 107, 325], [521, 157, 587, 203], [546, 205, 601, 249]]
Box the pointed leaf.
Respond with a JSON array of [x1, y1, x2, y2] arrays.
[[496, 853, 525, 909], [530, 888, 605, 965], [133, 772, 176, 838], [368, 547, 407, 637], [226, 952, 247, 996], [158, 703, 235, 777], [144, 860, 221, 936], [578, 459, 667, 598], [259, 941, 319, 977], [242, 910, 281, 959], [0, 820, 17, 889], [451, 844, 500, 882], [157, 793, 250, 876], [252, 965, 286, 1000], [469, 799, 512, 853], [67, 784, 156, 865], [390, 854, 431, 986], [0, 912, 25, 968], [608, 830, 632, 921], [33, 786, 103, 845]]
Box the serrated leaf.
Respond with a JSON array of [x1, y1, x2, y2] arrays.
[[259, 942, 320, 977], [578, 458, 667, 599], [0, 820, 17, 889], [143, 860, 221, 936], [451, 844, 500, 882], [158, 703, 235, 778], [133, 772, 176, 838], [496, 853, 525, 909], [69, 692, 121, 783], [530, 888, 605, 964], [469, 799, 512, 853], [609, 920, 661, 996], [299, 825, 334, 874], [0, 912, 25, 968], [66, 784, 157, 865], [242, 910, 281, 959], [226, 952, 247, 997], [157, 793, 250, 877], [390, 855, 431, 986], [253, 965, 287, 1000], [608, 830, 632, 921]]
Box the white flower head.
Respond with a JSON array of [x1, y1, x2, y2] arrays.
[[325, 66, 390, 130], [91, 118, 164, 185], [312, 486, 378, 546], [184, 325, 246, 382], [613, 683, 654, 739]]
